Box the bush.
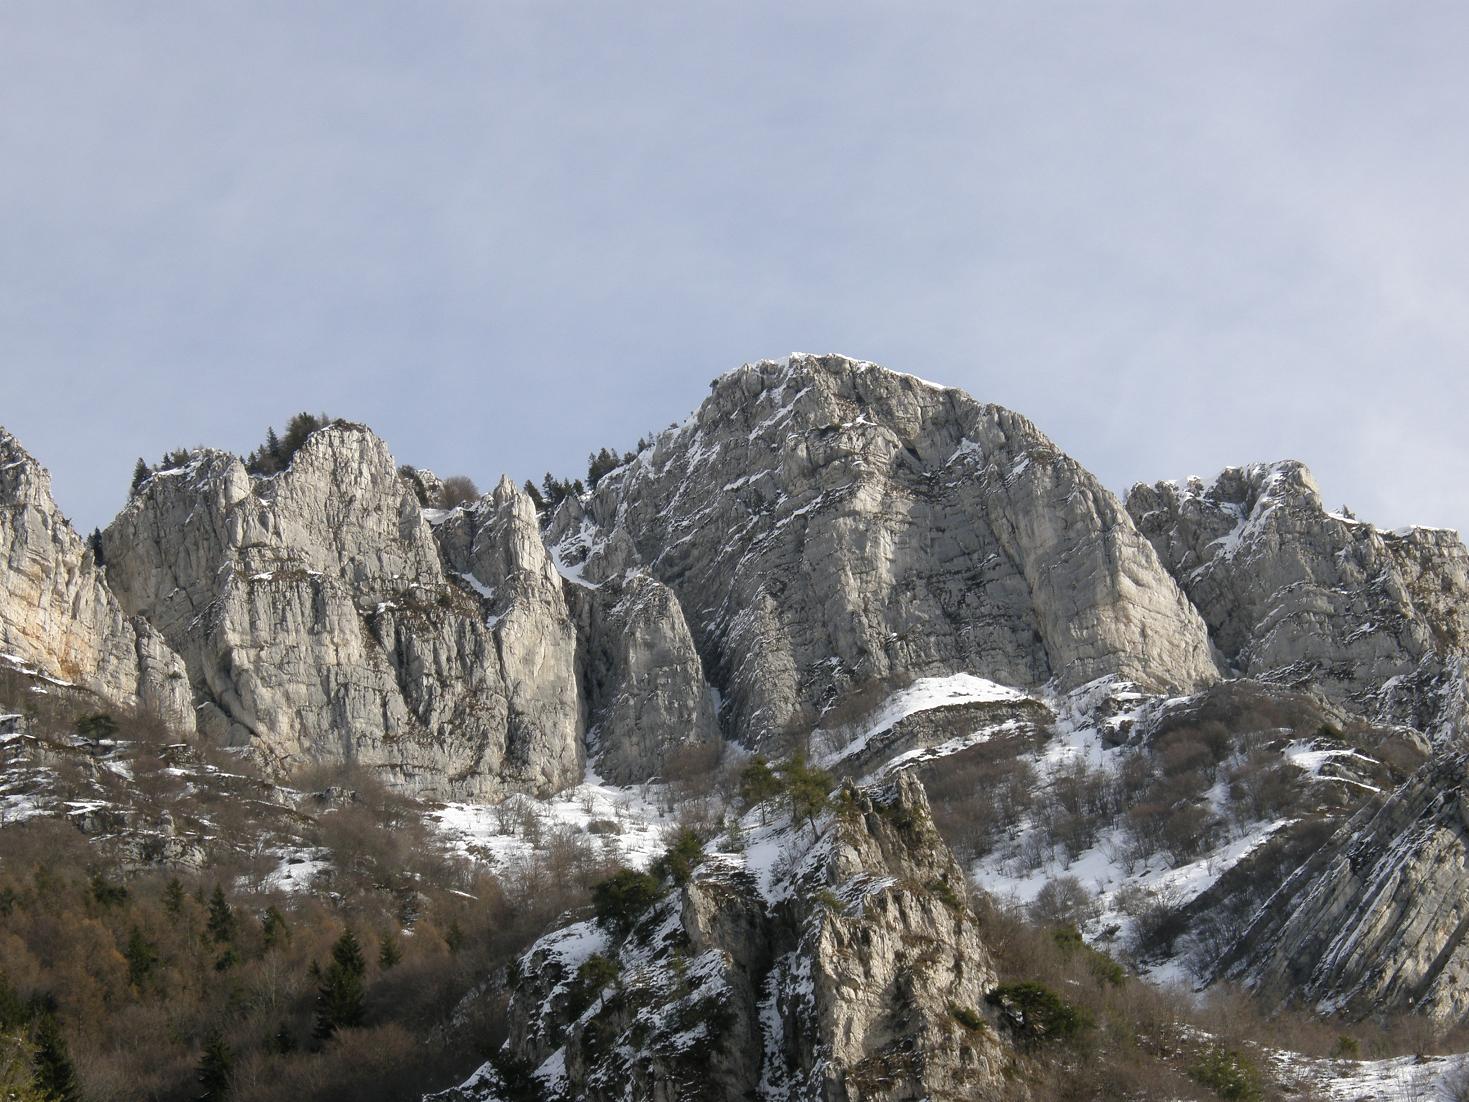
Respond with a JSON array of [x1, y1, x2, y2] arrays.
[[652, 830, 703, 888], [949, 1004, 987, 1033], [985, 982, 1091, 1049], [565, 954, 619, 1019], [1028, 876, 1098, 929], [591, 870, 663, 937], [1190, 1045, 1261, 1100], [440, 476, 480, 509]]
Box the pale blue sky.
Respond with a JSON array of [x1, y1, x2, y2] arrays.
[[3, 3, 1466, 536]]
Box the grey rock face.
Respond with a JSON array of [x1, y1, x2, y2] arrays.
[[0, 427, 193, 730], [491, 770, 1015, 1102], [569, 570, 721, 784], [553, 353, 1218, 750], [102, 427, 583, 798], [1219, 751, 1469, 1022], [1128, 461, 1469, 740]]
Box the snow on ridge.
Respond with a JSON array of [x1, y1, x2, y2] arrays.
[[429, 770, 679, 874], [817, 673, 1034, 768]]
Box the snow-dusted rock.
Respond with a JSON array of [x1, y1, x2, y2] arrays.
[[1128, 461, 1469, 740], [569, 570, 721, 784], [0, 427, 193, 729], [480, 770, 1014, 1101], [1219, 751, 1469, 1022]]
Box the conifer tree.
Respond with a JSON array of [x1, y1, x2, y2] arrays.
[[260, 906, 287, 950], [125, 927, 158, 988], [206, 886, 235, 944], [739, 756, 783, 823], [780, 755, 833, 835], [130, 458, 150, 494], [377, 933, 401, 970], [313, 929, 367, 1041], [31, 1016, 81, 1102], [163, 877, 185, 917], [195, 1029, 232, 1101]]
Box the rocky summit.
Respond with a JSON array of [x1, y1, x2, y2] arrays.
[[3, 353, 1469, 1102]]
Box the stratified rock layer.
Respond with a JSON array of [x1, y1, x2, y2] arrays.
[[1220, 751, 1469, 1022]]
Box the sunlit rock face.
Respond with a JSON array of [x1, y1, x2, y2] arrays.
[[553, 353, 1218, 750], [0, 427, 193, 730], [102, 425, 583, 798]]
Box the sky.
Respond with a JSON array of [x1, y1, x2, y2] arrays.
[[2, 2, 1466, 537]]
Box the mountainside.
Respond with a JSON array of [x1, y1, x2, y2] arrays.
[[441, 773, 1013, 1102], [2, 353, 1469, 1102], [552, 354, 1219, 750], [1129, 460, 1469, 741]]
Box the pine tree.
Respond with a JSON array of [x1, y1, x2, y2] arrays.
[[163, 877, 185, 917], [86, 529, 105, 566], [265, 426, 282, 462], [195, 1029, 233, 1101], [125, 927, 158, 988], [780, 755, 833, 835], [522, 480, 545, 512], [206, 886, 235, 944], [377, 933, 401, 970], [89, 872, 126, 908], [32, 1016, 81, 1102], [313, 929, 367, 1041], [444, 920, 465, 956], [260, 906, 287, 950], [739, 756, 784, 823], [130, 458, 151, 494]]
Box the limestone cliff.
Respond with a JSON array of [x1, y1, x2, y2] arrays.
[[0, 428, 193, 730], [101, 426, 584, 798], [553, 353, 1219, 750]]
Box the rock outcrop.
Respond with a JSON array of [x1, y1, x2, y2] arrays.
[[567, 569, 721, 785], [440, 770, 1017, 1101], [1128, 461, 1469, 741], [0, 428, 193, 730], [553, 354, 1218, 749], [101, 426, 584, 798], [1218, 751, 1469, 1022]]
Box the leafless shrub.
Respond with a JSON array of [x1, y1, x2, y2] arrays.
[[1028, 875, 1100, 928], [439, 475, 481, 508]]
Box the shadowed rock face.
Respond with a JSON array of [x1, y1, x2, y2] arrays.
[[553, 353, 1218, 749], [1219, 752, 1469, 1023], [0, 428, 193, 730], [1128, 460, 1469, 740]]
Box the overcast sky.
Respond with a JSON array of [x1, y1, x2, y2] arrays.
[[2, 3, 1466, 537]]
